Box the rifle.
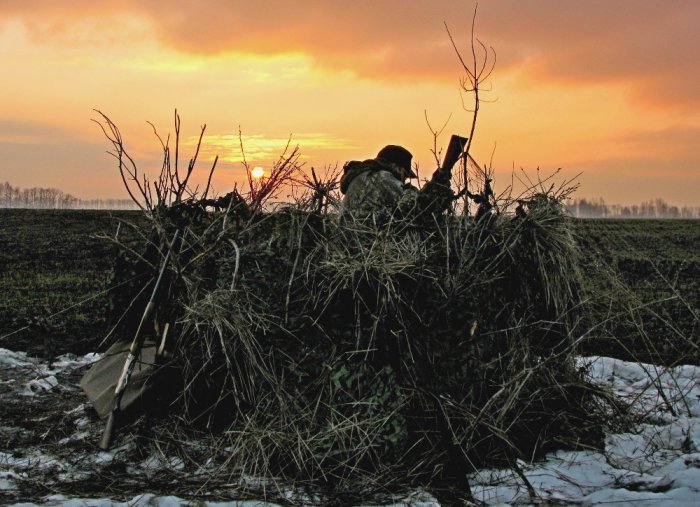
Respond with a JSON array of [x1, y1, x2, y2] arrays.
[[100, 229, 180, 450], [418, 135, 468, 216], [437, 134, 468, 182]]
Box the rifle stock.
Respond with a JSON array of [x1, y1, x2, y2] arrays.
[[99, 229, 180, 450], [441, 135, 468, 175]]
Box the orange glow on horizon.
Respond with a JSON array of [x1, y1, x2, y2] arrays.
[[0, 3, 699, 205]]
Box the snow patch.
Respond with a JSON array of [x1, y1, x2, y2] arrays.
[[1, 347, 101, 396], [467, 357, 700, 506], [21, 375, 58, 395], [0, 348, 37, 369], [3, 349, 700, 505]]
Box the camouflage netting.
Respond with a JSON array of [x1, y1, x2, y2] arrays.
[[105, 186, 617, 503]]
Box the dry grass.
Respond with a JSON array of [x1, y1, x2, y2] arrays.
[[97, 177, 627, 504], [89, 110, 627, 504]]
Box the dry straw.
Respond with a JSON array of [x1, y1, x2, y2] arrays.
[[92, 110, 623, 503]]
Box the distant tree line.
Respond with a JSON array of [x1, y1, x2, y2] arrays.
[[565, 197, 700, 219], [0, 181, 137, 210], [2, 181, 698, 217]]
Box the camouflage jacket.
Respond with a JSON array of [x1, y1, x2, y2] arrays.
[[340, 159, 418, 218]]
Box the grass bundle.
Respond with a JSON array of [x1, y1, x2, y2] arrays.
[[103, 177, 618, 503], [90, 108, 622, 503]]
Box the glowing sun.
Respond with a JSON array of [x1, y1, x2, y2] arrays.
[[251, 166, 265, 179]]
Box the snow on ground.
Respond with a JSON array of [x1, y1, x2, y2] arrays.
[[1, 348, 699, 506], [0, 348, 99, 397], [469, 356, 700, 506]]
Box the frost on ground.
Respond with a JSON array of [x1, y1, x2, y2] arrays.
[[1, 348, 699, 506]]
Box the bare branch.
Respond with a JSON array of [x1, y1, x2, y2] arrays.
[[177, 124, 207, 203], [424, 110, 453, 167], [203, 155, 219, 200], [444, 3, 496, 210], [92, 110, 148, 211], [174, 109, 181, 189], [94, 109, 222, 211]]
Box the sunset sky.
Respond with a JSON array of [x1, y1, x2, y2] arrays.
[[1, 1, 699, 205]]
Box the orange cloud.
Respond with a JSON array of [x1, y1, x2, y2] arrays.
[[5, 1, 699, 109], [478, 2, 700, 109], [2, 1, 699, 205], [0, 119, 80, 144], [613, 125, 700, 162]]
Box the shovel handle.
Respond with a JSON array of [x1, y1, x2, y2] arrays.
[[100, 412, 116, 450], [97, 229, 181, 450]]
